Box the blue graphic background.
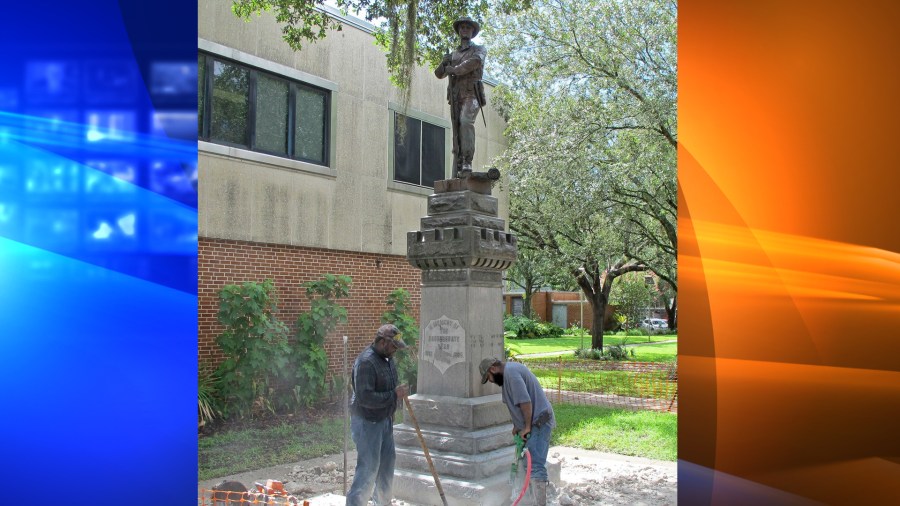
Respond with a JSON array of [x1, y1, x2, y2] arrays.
[[0, 1, 198, 503]]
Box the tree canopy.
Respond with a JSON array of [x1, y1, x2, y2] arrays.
[[485, 0, 677, 346], [231, 0, 531, 92]]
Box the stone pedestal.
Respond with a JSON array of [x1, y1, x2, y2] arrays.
[[393, 179, 518, 505]]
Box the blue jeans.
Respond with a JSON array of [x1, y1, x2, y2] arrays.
[[525, 423, 552, 481], [346, 416, 395, 506]]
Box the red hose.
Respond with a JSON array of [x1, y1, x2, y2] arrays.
[[511, 448, 532, 506]]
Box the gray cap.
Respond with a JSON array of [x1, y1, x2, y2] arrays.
[[376, 324, 407, 349], [479, 357, 500, 384], [453, 16, 481, 37]]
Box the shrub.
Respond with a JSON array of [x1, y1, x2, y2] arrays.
[[574, 347, 603, 360], [504, 314, 538, 338], [198, 362, 221, 428], [535, 321, 565, 338], [566, 323, 589, 336], [294, 274, 352, 407], [606, 344, 635, 361], [574, 344, 635, 361], [503, 314, 564, 339], [215, 279, 294, 418], [214, 275, 352, 418], [382, 288, 419, 394]]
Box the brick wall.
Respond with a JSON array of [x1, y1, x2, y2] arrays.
[[199, 237, 421, 375], [503, 291, 616, 330]]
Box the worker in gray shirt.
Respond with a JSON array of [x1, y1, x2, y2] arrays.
[[480, 357, 555, 506]]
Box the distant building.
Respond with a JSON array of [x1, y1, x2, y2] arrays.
[[503, 289, 667, 331]]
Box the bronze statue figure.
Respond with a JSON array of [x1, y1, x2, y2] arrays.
[[435, 16, 487, 179]]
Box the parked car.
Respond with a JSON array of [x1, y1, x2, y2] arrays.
[[640, 318, 669, 334]]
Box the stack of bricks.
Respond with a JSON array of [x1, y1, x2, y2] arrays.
[[198, 237, 421, 375]]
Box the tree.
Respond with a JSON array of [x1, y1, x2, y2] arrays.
[[609, 271, 653, 335], [506, 151, 648, 348], [503, 237, 556, 319], [485, 0, 676, 348], [231, 0, 531, 96]]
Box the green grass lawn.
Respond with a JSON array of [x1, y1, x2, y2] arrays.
[[505, 335, 678, 362], [552, 404, 677, 461], [630, 342, 678, 363], [529, 367, 676, 399]]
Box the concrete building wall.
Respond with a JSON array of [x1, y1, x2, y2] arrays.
[[197, 1, 510, 257], [197, 1, 510, 372]]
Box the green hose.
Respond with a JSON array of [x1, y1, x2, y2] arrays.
[[510, 433, 526, 479]]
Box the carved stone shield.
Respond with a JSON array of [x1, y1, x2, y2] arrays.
[[422, 315, 466, 374]]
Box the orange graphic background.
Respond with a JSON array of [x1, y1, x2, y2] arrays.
[[679, 1, 900, 503]]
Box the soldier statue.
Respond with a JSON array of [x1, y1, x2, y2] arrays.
[[434, 16, 487, 178]]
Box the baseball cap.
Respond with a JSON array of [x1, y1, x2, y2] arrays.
[[377, 324, 407, 349], [479, 357, 500, 384]]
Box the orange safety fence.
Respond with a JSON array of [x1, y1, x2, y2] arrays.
[[199, 479, 305, 505], [198, 490, 304, 505], [516, 357, 678, 413]]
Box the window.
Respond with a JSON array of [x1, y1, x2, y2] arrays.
[[198, 52, 330, 166], [393, 112, 446, 187]]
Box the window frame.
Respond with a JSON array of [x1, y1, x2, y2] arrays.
[[197, 40, 337, 171], [387, 102, 451, 195]]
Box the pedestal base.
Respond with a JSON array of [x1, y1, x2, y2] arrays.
[[394, 468, 511, 506], [393, 459, 562, 506]]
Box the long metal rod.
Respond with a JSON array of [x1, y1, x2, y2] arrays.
[[343, 335, 349, 496], [403, 396, 449, 506]]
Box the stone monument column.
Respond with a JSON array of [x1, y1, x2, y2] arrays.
[[393, 176, 517, 505]]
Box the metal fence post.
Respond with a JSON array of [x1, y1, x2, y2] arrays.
[[557, 355, 562, 404], [343, 335, 349, 495]]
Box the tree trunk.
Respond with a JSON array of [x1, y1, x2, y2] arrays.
[[590, 296, 606, 350], [574, 260, 646, 351], [665, 295, 677, 331], [522, 280, 534, 319]]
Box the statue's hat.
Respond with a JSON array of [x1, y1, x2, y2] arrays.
[[453, 16, 480, 37]]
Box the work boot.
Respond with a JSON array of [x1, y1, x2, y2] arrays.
[[531, 479, 548, 506]]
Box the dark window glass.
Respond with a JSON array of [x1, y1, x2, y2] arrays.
[[421, 122, 446, 187], [295, 86, 326, 163], [256, 73, 289, 155], [210, 60, 248, 146], [394, 114, 421, 185], [198, 53, 330, 166], [393, 113, 446, 187]]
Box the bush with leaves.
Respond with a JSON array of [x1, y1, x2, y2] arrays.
[[574, 344, 635, 361], [215, 279, 294, 418], [503, 314, 564, 339], [503, 314, 538, 338], [381, 288, 419, 394], [198, 362, 222, 428], [294, 274, 352, 407], [535, 321, 565, 338], [214, 275, 353, 418]]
